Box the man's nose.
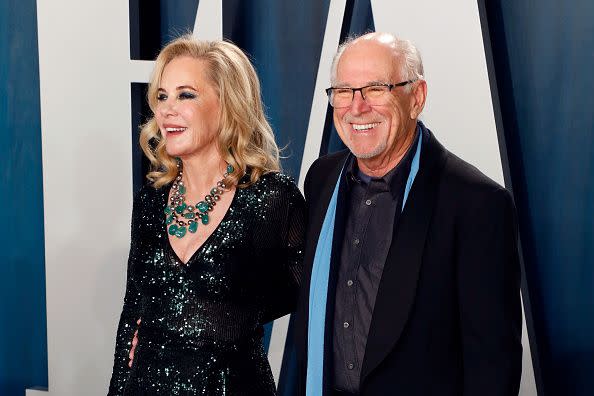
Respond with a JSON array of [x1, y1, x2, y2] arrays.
[[349, 90, 371, 115]]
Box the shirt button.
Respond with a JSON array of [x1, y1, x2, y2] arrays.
[[347, 280, 353, 287], [354, 238, 360, 245], [347, 363, 354, 370], [343, 321, 350, 328], [365, 199, 372, 206]]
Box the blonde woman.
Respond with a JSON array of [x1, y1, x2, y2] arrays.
[[108, 36, 305, 395]]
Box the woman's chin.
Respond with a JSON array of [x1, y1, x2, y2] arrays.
[[165, 145, 187, 158]]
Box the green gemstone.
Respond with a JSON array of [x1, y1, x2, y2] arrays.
[[188, 221, 198, 233], [197, 201, 209, 213], [168, 224, 178, 235], [226, 164, 234, 173], [166, 214, 175, 225], [175, 226, 187, 238], [178, 185, 186, 194], [175, 202, 187, 214], [164, 206, 173, 215], [183, 212, 195, 219], [201, 213, 209, 225]]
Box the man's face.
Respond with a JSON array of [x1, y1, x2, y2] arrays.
[[333, 41, 418, 162]]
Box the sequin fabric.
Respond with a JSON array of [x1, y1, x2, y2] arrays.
[[108, 172, 305, 395]]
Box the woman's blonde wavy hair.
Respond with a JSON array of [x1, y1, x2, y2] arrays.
[[140, 35, 280, 188]]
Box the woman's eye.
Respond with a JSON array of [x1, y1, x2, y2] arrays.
[[179, 92, 197, 100], [157, 93, 167, 101]]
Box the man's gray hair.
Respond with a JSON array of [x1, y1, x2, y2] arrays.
[[330, 33, 425, 92]]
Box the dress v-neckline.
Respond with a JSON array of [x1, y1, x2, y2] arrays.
[[164, 187, 238, 266]]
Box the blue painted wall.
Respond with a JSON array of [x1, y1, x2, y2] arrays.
[[0, 0, 48, 394], [224, 0, 331, 178], [485, 1, 594, 394], [4, 0, 594, 394]]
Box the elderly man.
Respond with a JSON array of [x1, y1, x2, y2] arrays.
[[294, 32, 522, 396]]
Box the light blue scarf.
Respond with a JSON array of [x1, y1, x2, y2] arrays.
[[306, 131, 422, 395]]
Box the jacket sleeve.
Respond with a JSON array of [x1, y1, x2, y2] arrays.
[[259, 177, 306, 324], [456, 187, 523, 396], [107, 190, 146, 395]]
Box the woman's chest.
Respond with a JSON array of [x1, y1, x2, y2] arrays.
[[132, 207, 264, 300]]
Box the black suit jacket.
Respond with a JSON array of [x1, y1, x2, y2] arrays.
[[293, 125, 522, 395]]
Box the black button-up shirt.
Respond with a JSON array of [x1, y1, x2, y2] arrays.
[[332, 131, 419, 393]]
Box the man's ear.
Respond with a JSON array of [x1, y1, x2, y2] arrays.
[[410, 80, 427, 119]]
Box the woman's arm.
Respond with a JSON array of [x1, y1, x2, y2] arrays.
[[259, 175, 306, 324]]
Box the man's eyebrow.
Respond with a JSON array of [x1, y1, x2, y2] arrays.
[[331, 80, 389, 88], [367, 80, 389, 86], [332, 82, 350, 88]]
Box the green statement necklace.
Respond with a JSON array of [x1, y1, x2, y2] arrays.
[[164, 162, 234, 239]]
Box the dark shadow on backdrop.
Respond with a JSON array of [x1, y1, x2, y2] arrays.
[[480, 0, 594, 395], [478, 0, 544, 394]]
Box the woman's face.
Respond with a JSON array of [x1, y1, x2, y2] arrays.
[[155, 56, 221, 160]]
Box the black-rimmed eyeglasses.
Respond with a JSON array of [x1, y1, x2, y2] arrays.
[[325, 80, 416, 108]]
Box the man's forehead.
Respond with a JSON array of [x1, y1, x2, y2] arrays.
[[343, 38, 397, 61], [335, 55, 399, 86], [338, 42, 399, 76]]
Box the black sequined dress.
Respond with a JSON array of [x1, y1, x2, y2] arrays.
[[108, 173, 305, 395]]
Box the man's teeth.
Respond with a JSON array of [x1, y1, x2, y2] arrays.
[[166, 127, 186, 132], [352, 123, 379, 131]]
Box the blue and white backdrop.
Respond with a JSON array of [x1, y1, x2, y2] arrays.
[[2, 0, 593, 395]]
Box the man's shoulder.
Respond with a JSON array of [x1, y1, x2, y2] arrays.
[[440, 150, 511, 204], [420, 122, 506, 196], [303, 149, 349, 203], [307, 149, 350, 177]]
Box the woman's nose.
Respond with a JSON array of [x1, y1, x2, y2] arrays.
[[158, 99, 177, 117]]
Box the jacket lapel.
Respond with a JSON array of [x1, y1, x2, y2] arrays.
[[361, 130, 448, 383], [300, 151, 350, 326], [321, 162, 350, 396], [296, 151, 350, 394]]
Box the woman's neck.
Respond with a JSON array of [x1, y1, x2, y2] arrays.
[[179, 150, 227, 195]]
